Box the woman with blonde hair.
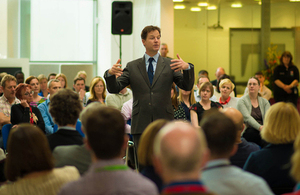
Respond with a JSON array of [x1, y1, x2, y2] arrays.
[[171, 83, 186, 120], [138, 119, 169, 192], [219, 78, 239, 109], [178, 88, 196, 121], [56, 73, 68, 89], [244, 102, 300, 195], [37, 74, 48, 97], [87, 77, 106, 105], [289, 133, 300, 195], [0, 124, 80, 194]]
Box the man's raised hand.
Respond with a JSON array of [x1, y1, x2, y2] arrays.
[[108, 59, 123, 77], [170, 54, 189, 72]]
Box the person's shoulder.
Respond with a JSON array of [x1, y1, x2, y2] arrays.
[[54, 166, 80, 177], [127, 57, 143, 65], [124, 170, 158, 192]]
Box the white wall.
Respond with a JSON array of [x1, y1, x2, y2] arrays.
[[0, 0, 7, 58]]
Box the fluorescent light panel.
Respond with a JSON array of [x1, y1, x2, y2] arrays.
[[207, 5, 217, 10], [174, 5, 186, 9], [198, 2, 208, 6], [231, 3, 242, 8], [290, 0, 300, 2], [191, 7, 201, 11], [173, 0, 184, 2]]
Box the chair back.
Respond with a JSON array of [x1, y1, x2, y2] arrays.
[[2, 124, 12, 150]]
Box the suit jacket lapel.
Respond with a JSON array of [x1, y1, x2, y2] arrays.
[[152, 56, 165, 87], [137, 56, 151, 88]]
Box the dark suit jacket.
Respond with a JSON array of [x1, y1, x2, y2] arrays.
[[47, 128, 83, 151], [243, 143, 295, 194], [104, 55, 194, 134]]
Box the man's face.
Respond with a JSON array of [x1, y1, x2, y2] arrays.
[[2, 80, 17, 100], [197, 77, 209, 88], [73, 80, 85, 92], [255, 75, 265, 86], [160, 45, 168, 57], [48, 82, 62, 96], [142, 30, 161, 55], [49, 75, 56, 81]]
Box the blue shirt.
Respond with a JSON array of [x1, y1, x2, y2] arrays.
[[38, 99, 55, 135], [144, 53, 159, 73]]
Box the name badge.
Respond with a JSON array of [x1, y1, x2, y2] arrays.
[[290, 71, 294, 76]]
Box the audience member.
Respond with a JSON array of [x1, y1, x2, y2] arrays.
[[53, 103, 103, 176], [0, 72, 7, 96], [153, 121, 214, 195], [47, 89, 83, 151], [211, 67, 225, 87], [121, 98, 133, 133], [38, 74, 49, 97], [0, 75, 20, 130], [58, 105, 158, 195], [160, 43, 171, 58], [194, 76, 217, 102], [237, 77, 270, 147], [214, 74, 236, 99], [87, 77, 106, 105], [56, 73, 68, 89], [25, 76, 47, 106], [178, 88, 196, 121], [171, 83, 186, 120], [198, 70, 209, 78], [190, 82, 222, 127], [0, 124, 80, 194], [73, 77, 87, 107], [75, 70, 89, 92], [138, 119, 168, 192], [0, 148, 5, 182], [106, 87, 132, 110], [48, 73, 57, 81], [288, 130, 300, 195], [244, 71, 272, 100], [219, 78, 239, 109], [200, 110, 273, 195], [38, 79, 62, 134], [14, 71, 24, 85], [223, 108, 260, 168], [244, 102, 299, 194], [11, 83, 45, 133]]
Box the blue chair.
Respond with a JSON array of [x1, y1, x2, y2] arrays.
[[52, 120, 84, 137], [2, 124, 12, 150]]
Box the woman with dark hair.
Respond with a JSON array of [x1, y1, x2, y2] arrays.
[[171, 83, 186, 120], [0, 124, 80, 194], [25, 76, 47, 106], [237, 77, 270, 147], [11, 83, 45, 133], [274, 51, 299, 107], [190, 82, 222, 127]]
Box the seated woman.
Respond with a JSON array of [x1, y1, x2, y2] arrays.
[[237, 77, 270, 147], [37, 74, 49, 97], [56, 73, 68, 89], [11, 83, 45, 133], [288, 131, 300, 195], [87, 77, 106, 105], [178, 88, 196, 121], [25, 76, 47, 106], [171, 83, 186, 120], [138, 119, 168, 193], [190, 82, 222, 127], [0, 124, 80, 194], [219, 78, 239, 109], [214, 74, 235, 100], [244, 102, 300, 195]]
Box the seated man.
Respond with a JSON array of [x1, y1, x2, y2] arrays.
[[223, 108, 260, 168], [47, 89, 83, 151], [58, 105, 158, 195], [153, 121, 214, 195], [200, 110, 273, 195], [73, 77, 87, 107], [106, 87, 132, 110], [38, 79, 62, 135]]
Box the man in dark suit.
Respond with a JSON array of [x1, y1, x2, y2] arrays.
[[104, 25, 194, 148], [47, 89, 83, 151]]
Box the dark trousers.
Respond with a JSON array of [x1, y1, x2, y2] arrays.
[[274, 94, 298, 108], [243, 127, 268, 148]]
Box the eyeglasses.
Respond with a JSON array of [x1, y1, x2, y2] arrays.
[[95, 85, 104, 88], [24, 91, 34, 96]]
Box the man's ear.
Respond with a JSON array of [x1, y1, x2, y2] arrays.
[[229, 144, 238, 157], [142, 39, 146, 46], [84, 138, 92, 151], [152, 155, 163, 177], [122, 135, 129, 151], [201, 148, 210, 168]]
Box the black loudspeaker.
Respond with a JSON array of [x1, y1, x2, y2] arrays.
[[112, 1, 133, 35]]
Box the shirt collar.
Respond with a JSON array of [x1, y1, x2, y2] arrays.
[[1, 95, 19, 105], [219, 96, 231, 105], [144, 53, 160, 63], [205, 159, 231, 168], [57, 126, 76, 131]]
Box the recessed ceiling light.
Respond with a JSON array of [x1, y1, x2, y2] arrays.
[[173, 0, 184, 2], [258, 1, 261, 5], [174, 5, 186, 9], [207, 5, 217, 10], [290, 0, 300, 2], [231, 3, 242, 8], [198, 2, 208, 6], [191, 7, 201, 12]]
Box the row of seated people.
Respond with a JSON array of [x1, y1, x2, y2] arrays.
[[0, 90, 299, 195]]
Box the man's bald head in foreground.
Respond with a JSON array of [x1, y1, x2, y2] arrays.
[[223, 108, 245, 143], [153, 121, 208, 182]]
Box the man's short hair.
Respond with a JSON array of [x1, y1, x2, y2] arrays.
[[14, 71, 24, 77], [47, 79, 61, 89], [73, 77, 85, 85], [200, 110, 237, 157], [255, 71, 264, 76], [80, 103, 125, 159], [198, 70, 208, 76], [49, 89, 82, 126], [1, 74, 17, 88], [47, 73, 57, 81], [141, 25, 161, 40]]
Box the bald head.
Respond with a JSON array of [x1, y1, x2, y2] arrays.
[[215, 67, 225, 81], [223, 108, 244, 131], [154, 121, 207, 174]]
